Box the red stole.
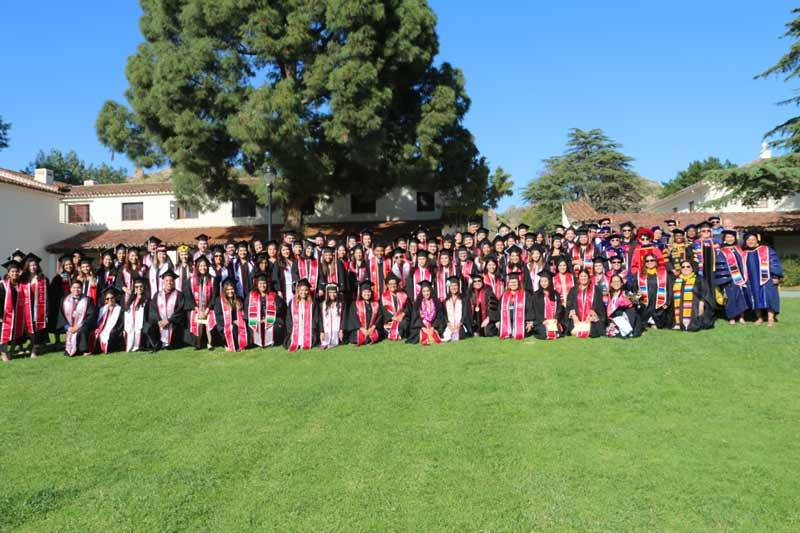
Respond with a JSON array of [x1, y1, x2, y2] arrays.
[[288, 299, 314, 352], [81, 276, 98, 304], [381, 290, 408, 341], [325, 260, 339, 285], [248, 290, 277, 347], [189, 274, 216, 336], [220, 297, 247, 352], [571, 244, 595, 272], [356, 300, 380, 345], [63, 296, 89, 356], [553, 273, 574, 306], [435, 264, 456, 301], [299, 259, 319, 288], [156, 290, 178, 346], [483, 273, 503, 301], [543, 294, 559, 340], [1, 280, 24, 345], [638, 269, 667, 308], [92, 304, 121, 353], [460, 260, 474, 283], [499, 290, 526, 340], [470, 288, 488, 322], [412, 268, 432, 299], [368, 257, 390, 299], [23, 277, 47, 334]]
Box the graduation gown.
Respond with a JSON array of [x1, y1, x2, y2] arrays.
[[183, 274, 218, 345], [57, 295, 96, 356], [442, 295, 472, 341], [672, 274, 716, 331], [604, 292, 642, 338], [379, 290, 411, 341], [244, 290, 286, 348], [345, 299, 384, 345], [630, 269, 673, 329], [214, 297, 248, 352], [115, 265, 149, 306], [466, 287, 497, 337], [565, 285, 606, 338], [321, 260, 348, 295], [21, 275, 49, 345], [146, 290, 186, 350], [714, 245, 752, 319], [230, 259, 255, 299], [91, 303, 124, 353], [123, 295, 151, 352], [531, 290, 565, 340], [405, 267, 433, 305], [320, 301, 345, 348], [0, 280, 26, 348], [406, 297, 445, 345], [292, 259, 323, 296], [48, 273, 72, 334], [492, 289, 535, 340], [284, 298, 322, 351], [743, 245, 783, 313], [367, 258, 391, 301]]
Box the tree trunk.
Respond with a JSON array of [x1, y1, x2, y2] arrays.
[[283, 201, 304, 233]]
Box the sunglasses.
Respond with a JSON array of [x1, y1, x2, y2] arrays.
[[681, 264, 693, 269], [645, 259, 657, 263]]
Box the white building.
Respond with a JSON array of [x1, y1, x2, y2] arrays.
[[0, 168, 80, 272]]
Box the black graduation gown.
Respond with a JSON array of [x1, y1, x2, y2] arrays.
[[466, 287, 498, 337], [146, 290, 187, 350], [230, 259, 255, 299], [123, 296, 153, 351], [48, 274, 72, 334], [489, 290, 535, 338], [441, 295, 473, 340], [378, 291, 411, 340], [406, 298, 446, 344], [96, 267, 118, 295], [531, 290, 566, 340], [565, 285, 607, 338], [93, 304, 125, 353], [213, 298, 248, 351], [57, 295, 96, 355], [181, 274, 219, 346], [21, 275, 50, 345], [404, 267, 433, 305], [292, 259, 323, 296], [633, 272, 674, 329], [344, 299, 384, 345], [605, 294, 643, 338], [673, 276, 716, 332], [283, 299, 322, 350], [321, 260, 348, 295], [244, 291, 287, 347]]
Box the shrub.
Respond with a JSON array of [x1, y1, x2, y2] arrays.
[[781, 255, 800, 287]]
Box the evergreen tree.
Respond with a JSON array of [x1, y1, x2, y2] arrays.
[[0, 115, 10, 153], [522, 128, 646, 227], [23, 149, 128, 185], [659, 157, 735, 198], [96, 0, 490, 229]]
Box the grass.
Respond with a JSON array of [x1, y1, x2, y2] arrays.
[[2, 302, 800, 531]]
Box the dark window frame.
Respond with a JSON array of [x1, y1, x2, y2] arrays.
[[350, 194, 376, 215], [232, 197, 257, 218], [68, 204, 90, 223], [121, 202, 144, 221]]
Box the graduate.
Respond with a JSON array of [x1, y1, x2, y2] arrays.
[[526, 246, 547, 293], [20, 253, 49, 357], [552, 257, 574, 308], [230, 241, 255, 299], [714, 229, 751, 324], [58, 279, 96, 357], [741, 230, 783, 326], [389, 247, 410, 290], [628, 228, 665, 276], [214, 279, 248, 352], [663, 228, 693, 275], [96, 250, 119, 294], [210, 245, 231, 283], [692, 222, 719, 290], [114, 243, 127, 270], [285, 278, 321, 352], [407, 280, 444, 345], [379, 274, 410, 341], [123, 278, 150, 352], [91, 287, 124, 354], [406, 250, 433, 304], [631, 252, 672, 330], [482, 256, 504, 301], [320, 245, 347, 295], [442, 276, 471, 342], [1, 260, 27, 362], [605, 274, 641, 338], [147, 245, 173, 298], [456, 246, 478, 287], [192, 234, 213, 263], [174, 245, 193, 292], [592, 256, 610, 304], [570, 227, 597, 274], [117, 247, 147, 306], [672, 260, 716, 332], [320, 283, 345, 349], [77, 257, 100, 305], [348, 245, 369, 300], [493, 271, 534, 340], [147, 270, 186, 351], [565, 269, 606, 338], [292, 242, 322, 299], [467, 273, 497, 337], [48, 254, 75, 347], [142, 236, 161, 268], [606, 255, 628, 289], [184, 256, 217, 350], [433, 249, 457, 302], [367, 243, 391, 301], [346, 280, 383, 346], [531, 272, 565, 340], [245, 272, 286, 348]]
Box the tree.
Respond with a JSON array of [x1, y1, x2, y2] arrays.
[[96, 0, 490, 229], [442, 164, 513, 225], [0, 115, 10, 153], [23, 149, 128, 185], [659, 157, 735, 198], [522, 128, 646, 228]]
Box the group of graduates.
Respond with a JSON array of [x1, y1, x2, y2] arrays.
[[0, 214, 785, 361]]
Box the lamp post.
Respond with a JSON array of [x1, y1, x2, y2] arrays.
[[267, 175, 274, 241]]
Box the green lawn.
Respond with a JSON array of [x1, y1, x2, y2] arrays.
[[2, 302, 800, 531]]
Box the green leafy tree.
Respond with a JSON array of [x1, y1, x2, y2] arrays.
[[0, 115, 10, 153], [522, 128, 646, 227], [23, 149, 128, 185], [659, 157, 736, 198], [442, 164, 513, 225], [96, 0, 490, 229]]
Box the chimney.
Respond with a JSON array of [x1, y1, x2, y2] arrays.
[[83, 179, 96, 186], [34, 168, 54, 185]]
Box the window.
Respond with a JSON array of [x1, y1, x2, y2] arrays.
[[122, 202, 144, 221], [416, 191, 435, 212], [688, 201, 695, 212], [232, 198, 257, 218], [68, 204, 90, 223], [177, 206, 198, 219], [351, 194, 376, 214]]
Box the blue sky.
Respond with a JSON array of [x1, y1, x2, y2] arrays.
[[0, 1, 797, 210]]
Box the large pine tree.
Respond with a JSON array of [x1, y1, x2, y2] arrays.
[[96, 0, 493, 228], [522, 128, 646, 227]]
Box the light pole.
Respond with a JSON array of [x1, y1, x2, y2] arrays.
[[267, 174, 274, 241]]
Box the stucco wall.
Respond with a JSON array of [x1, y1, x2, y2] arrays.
[[649, 184, 800, 214], [0, 183, 80, 274]]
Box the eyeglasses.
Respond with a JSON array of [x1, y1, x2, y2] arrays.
[[681, 264, 693, 269], [645, 259, 657, 263]]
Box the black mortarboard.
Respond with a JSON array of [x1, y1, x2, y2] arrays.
[[2, 260, 22, 271], [195, 234, 210, 242], [386, 273, 401, 284], [391, 247, 405, 257], [101, 249, 114, 258], [504, 232, 518, 240], [743, 229, 760, 242], [360, 228, 373, 237], [321, 245, 335, 254], [417, 280, 433, 290], [195, 255, 210, 266], [58, 254, 72, 263], [517, 223, 530, 231], [79, 257, 94, 266], [506, 244, 522, 255], [620, 221, 635, 230], [593, 256, 605, 264], [664, 219, 677, 225], [477, 227, 490, 235], [358, 280, 374, 291], [24, 253, 42, 264], [160, 270, 178, 279], [587, 223, 599, 231], [684, 224, 697, 231], [492, 235, 504, 245], [708, 215, 721, 222], [102, 286, 119, 299], [147, 236, 162, 245], [211, 245, 225, 254], [253, 272, 271, 283], [609, 255, 623, 263], [446, 275, 461, 285], [671, 228, 685, 235], [471, 273, 484, 282], [608, 233, 621, 240], [438, 248, 452, 257], [698, 221, 712, 230], [296, 278, 311, 289], [506, 270, 523, 279], [416, 250, 428, 258], [721, 229, 738, 238], [576, 227, 589, 236], [498, 223, 510, 230], [351, 243, 364, 252]]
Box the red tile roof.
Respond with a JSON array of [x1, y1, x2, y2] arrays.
[[563, 200, 599, 222], [46, 220, 444, 253], [63, 182, 176, 197], [0, 167, 64, 194]]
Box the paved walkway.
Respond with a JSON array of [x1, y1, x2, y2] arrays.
[[782, 290, 800, 298]]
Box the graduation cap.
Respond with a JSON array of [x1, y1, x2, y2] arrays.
[[253, 272, 272, 283], [708, 215, 721, 222], [156, 244, 167, 253], [477, 227, 490, 235], [506, 270, 524, 280], [478, 238, 491, 247], [127, 246, 143, 254], [598, 226, 611, 233], [651, 225, 662, 232], [58, 254, 72, 263], [446, 275, 461, 285], [372, 241, 387, 250], [195, 234, 210, 242], [468, 217, 481, 225], [743, 229, 761, 242], [147, 236, 162, 245], [438, 248, 452, 257], [2, 260, 22, 271], [504, 232, 518, 241], [483, 254, 499, 265], [102, 286, 120, 300], [671, 227, 685, 235], [697, 221, 712, 230], [417, 280, 433, 290], [195, 255, 211, 266], [684, 224, 697, 231], [177, 244, 191, 254], [115, 243, 127, 252], [211, 245, 225, 255], [160, 270, 178, 280], [721, 229, 738, 238], [295, 278, 312, 289], [236, 240, 250, 249], [101, 249, 115, 258], [592, 256, 606, 264], [664, 219, 677, 225], [8, 249, 26, 261], [321, 245, 335, 254], [395, 236, 408, 243], [575, 227, 589, 236], [506, 244, 523, 255], [608, 233, 621, 240], [390, 247, 405, 258], [471, 273, 484, 282], [265, 239, 279, 248], [609, 255, 624, 263], [554, 224, 566, 231], [415, 249, 429, 258], [498, 222, 510, 231], [79, 257, 94, 266], [491, 235, 505, 245], [24, 253, 42, 264], [517, 223, 530, 231], [620, 221, 636, 230], [351, 243, 364, 252], [358, 280, 374, 292], [360, 228, 373, 237], [385, 273, 401, 284], [587, 223, 599, 231], [456, 245, 469, 253]]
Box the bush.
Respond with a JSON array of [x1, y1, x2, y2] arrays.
[[781, 255, 800, 287]]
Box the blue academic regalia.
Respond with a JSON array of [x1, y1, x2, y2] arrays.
[[744, 246, 782, 313], [714, 247, 752, 319]]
